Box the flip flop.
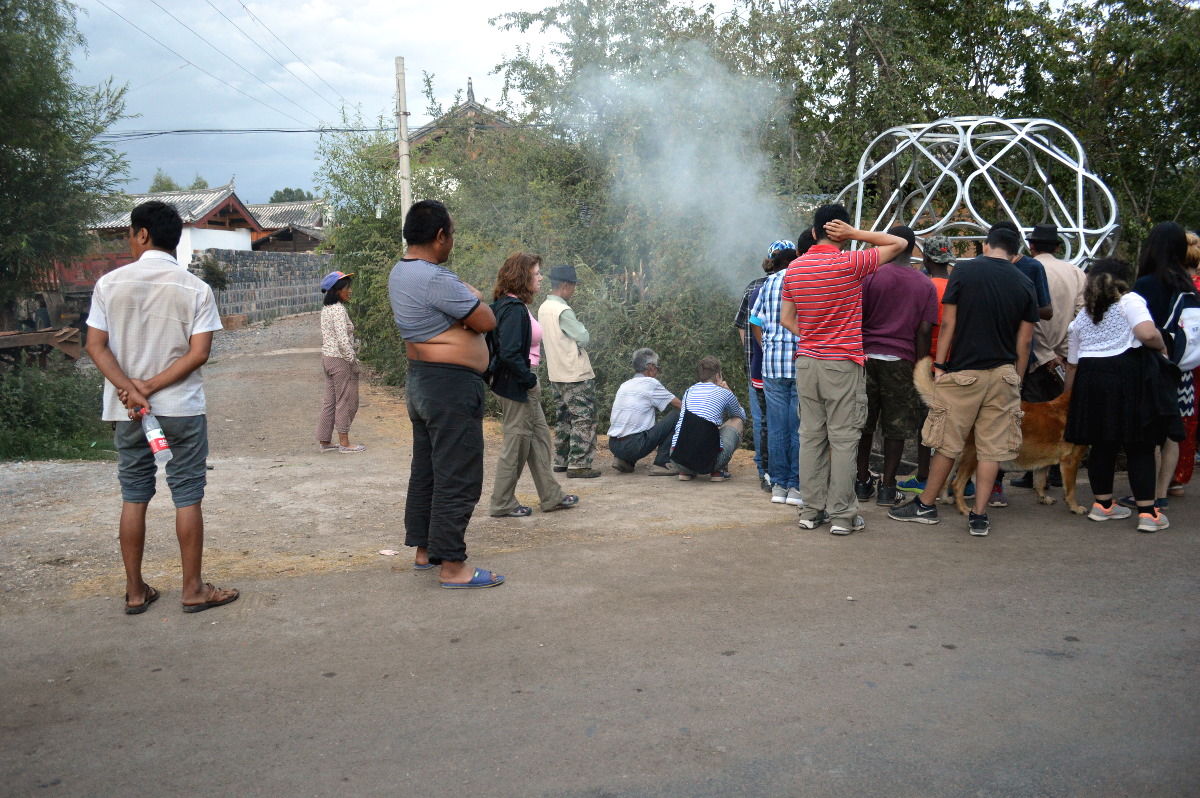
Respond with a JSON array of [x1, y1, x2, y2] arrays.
[[124, 584, 160, 615], [182, 583, 240, 613], [413, 562, 436, 570], [543, 494, 579, 512], [440, 568, 505, 589]]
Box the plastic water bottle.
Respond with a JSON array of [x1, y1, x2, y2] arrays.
[[140, 409, 173, 465]]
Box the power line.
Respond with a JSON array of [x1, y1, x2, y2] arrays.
[[129, 63, 191, 93], [93, 0, 310, 127], [97, 127, 387, 142], [235, 0, 352, 109], [203, 0, 343, 114], [95, 122, 557, 142], [145, 0, 321, 125]]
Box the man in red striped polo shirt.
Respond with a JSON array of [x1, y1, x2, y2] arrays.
[[779, 204, 907, 535]]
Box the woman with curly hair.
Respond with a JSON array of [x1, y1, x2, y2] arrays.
[[488, 253, 579, 517], [1065, 258, 1169, 531]]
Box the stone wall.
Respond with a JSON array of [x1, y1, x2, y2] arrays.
[[193, 249, 333, 324]]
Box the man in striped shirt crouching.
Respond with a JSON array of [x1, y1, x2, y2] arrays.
[[779, 204, 908, 535]]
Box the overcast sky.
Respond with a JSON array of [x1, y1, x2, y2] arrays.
[[72, 0, 557, 203]]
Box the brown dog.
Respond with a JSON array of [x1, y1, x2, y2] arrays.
[[913, 357, 1088, 516]]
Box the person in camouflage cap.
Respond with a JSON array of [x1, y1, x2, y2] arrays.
[[922, 234, 958, 267]]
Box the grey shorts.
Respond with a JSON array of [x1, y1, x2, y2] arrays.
[[115, 415, 208, 508]]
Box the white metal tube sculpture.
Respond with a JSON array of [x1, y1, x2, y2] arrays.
[[835, 117, 1119, 264]]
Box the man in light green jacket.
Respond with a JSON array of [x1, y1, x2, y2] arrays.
[[538, 264, 600, 478]]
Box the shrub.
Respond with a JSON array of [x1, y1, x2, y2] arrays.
[[0, 354, 114, 460]]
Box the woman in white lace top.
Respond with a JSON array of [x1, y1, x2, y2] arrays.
[[1064, 258, 1168, 531], [316, 271, 364, 453]]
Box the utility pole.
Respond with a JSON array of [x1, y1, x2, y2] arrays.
[[395, 56, 413, 223]]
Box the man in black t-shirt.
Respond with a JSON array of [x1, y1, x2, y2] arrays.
[[890, 227, 1039, 536]]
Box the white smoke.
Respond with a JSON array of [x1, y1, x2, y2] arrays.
[[571, 42, 791, 293]]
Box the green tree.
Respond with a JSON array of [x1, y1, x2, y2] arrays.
[[268, 187, 316, 203], [188, 173, 209, 190], [1037, 0, 1200, 249], [148, 167, 182, 192], [0, 0, 126, 319]]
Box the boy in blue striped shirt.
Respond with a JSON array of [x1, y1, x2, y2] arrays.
[[671, 356, 747, 481]]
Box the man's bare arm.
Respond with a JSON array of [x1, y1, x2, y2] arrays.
[[1038, 305, 1053, 321], [779, 300, 800, 337], [85, 328, 150, 413], [752, 324, 763, 347], [137, 331, 214, 399], [914, 321, 933, 364], [823, 220, 908, 264], [1015, 320, 1035, 379], [461, 302, 496, 333], [934, 304, 957, 374]]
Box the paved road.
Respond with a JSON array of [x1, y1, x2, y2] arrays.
[[3, 315, 1198, 795], [3, 493, 1197, 796]]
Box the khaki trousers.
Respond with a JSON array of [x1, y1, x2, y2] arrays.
[[316, 356, 359, 441], [489, 382, 567, 515], [796, 357, 868, 526]]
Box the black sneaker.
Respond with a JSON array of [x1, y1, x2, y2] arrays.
[[553, 466, 568, 473], [876, 485, 900, 506], [888, 497, 940, 524], [969, 511, 990, 536], [611, 458, 635, 473], [854, 474, 877, 501], [1010, 471, 1034, 489], [1047, 465, 1063, 488], [567, 468, 603, 479]]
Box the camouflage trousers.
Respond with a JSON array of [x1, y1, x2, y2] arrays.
[[550, 379, 598, 470]]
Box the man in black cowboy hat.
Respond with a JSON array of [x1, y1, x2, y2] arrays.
[[538, 264, 601, 478]]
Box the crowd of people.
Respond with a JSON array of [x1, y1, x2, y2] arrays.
[[89, 197, 1199, 608], [737, 207, 1200, 538]]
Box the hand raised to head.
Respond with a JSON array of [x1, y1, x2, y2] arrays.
[[823, 219, 855, 242]]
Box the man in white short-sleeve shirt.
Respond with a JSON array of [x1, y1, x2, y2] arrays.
[[606, 348, 683, 475], [86, 200, 238, 615]]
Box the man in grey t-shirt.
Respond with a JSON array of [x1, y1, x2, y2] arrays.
[[388, 200, 505, 589]]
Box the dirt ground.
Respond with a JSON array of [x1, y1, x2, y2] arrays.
[[3, 313, 1199, 796], [0, 312, 784, 608]]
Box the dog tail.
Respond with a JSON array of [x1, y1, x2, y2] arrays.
[[913, 356, 935, 405]]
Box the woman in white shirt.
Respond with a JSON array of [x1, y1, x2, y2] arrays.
[[316, 271, 364, 452], [1064, 258, 1168, 530]]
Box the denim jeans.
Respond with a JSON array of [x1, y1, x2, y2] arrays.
[[763, 376, 799, 490], [404, 360, 485, 564], [747, 386, 769, 479]]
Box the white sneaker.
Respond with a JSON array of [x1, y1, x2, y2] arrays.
[[1088, 502, 1132, 522], [830, 515, 866, 536], [785, 487, 804, 507], [1137, 511, 1170, 532], [770, 484, 787, 504]]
